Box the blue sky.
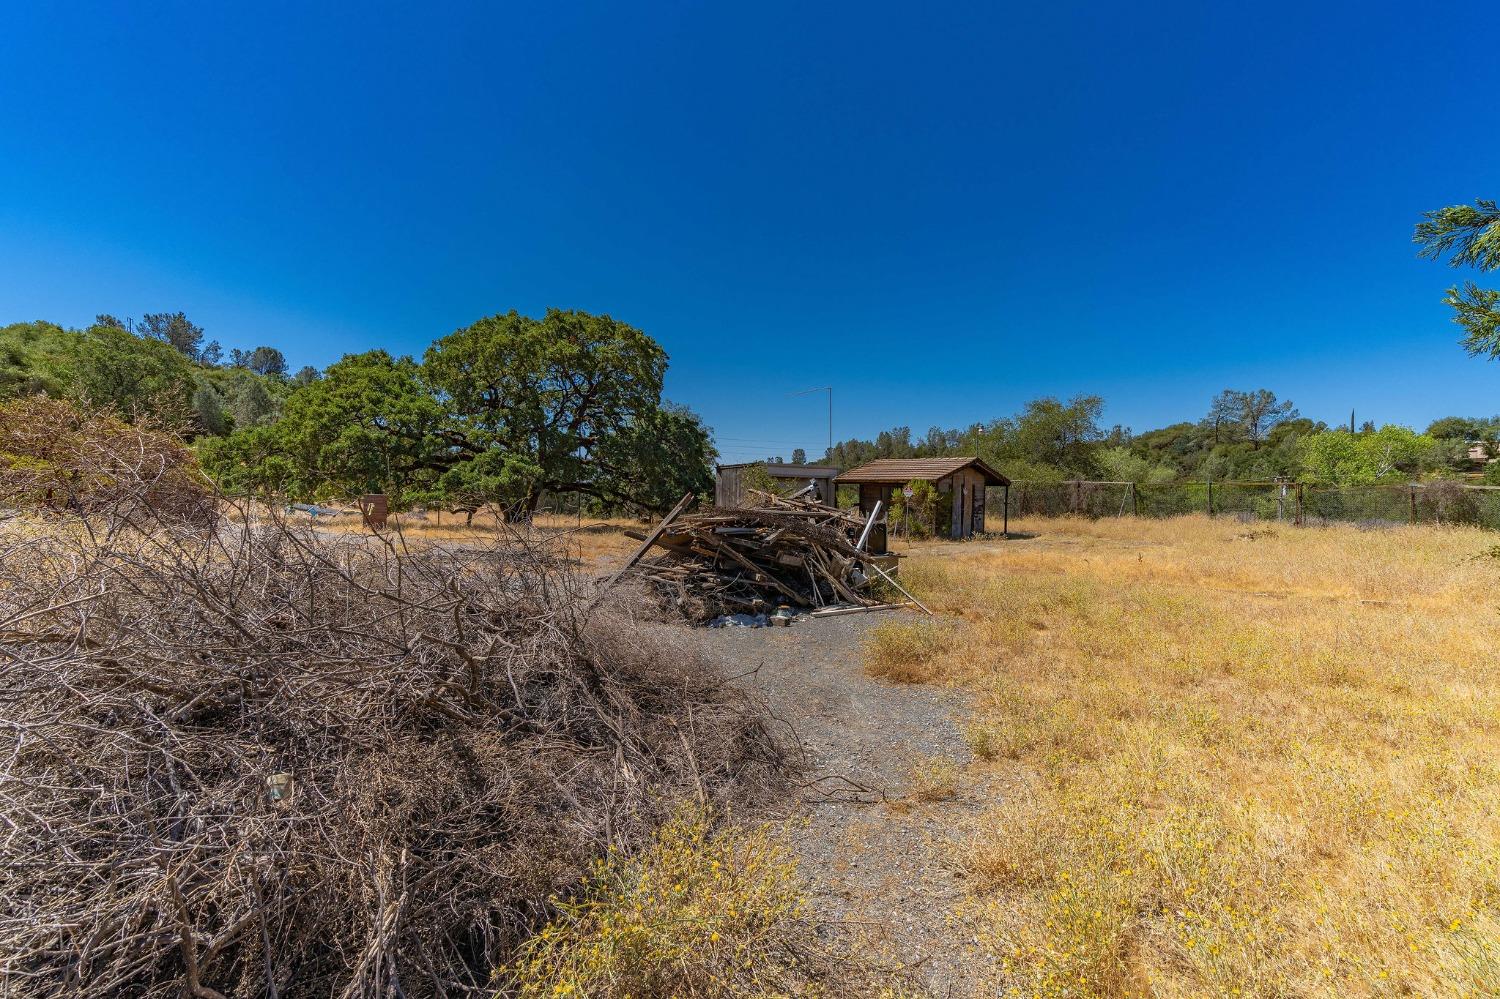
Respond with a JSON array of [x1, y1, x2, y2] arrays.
[[2, 1, 1497, 463]]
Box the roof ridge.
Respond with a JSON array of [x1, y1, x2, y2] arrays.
[[834, 456, 1009, 484]]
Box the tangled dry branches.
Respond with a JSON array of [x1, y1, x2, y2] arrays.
[[0, 496, 782, 997], [0, 396, 215, 525]]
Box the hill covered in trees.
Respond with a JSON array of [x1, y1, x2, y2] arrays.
[[1, 315, 306, 437], [1, 309, 714, 517]]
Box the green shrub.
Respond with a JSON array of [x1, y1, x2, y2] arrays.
[[890, 479, 941, 538]]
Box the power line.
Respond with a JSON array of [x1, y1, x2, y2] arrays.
[[787, 386, 833, 453]]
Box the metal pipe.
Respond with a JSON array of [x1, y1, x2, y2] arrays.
[[864, 557, 933, 616], [856, 500, 884, 551]]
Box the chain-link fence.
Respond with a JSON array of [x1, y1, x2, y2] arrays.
[[1004, 481, 1135, 518], [991, 481, 1500, 530]]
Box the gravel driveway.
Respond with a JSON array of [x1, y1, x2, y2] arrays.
[[687, 613, 997, 995]]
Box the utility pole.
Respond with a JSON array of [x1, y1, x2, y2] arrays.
[[790, 386, 833, 457]]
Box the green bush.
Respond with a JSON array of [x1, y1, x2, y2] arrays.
[[889, 479, 941, 538]]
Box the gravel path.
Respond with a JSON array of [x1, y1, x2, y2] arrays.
[[688, 613, 996, 994]]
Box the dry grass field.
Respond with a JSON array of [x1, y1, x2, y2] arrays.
[[277, 507, 641, 562], [869, 515, 1500, 998]]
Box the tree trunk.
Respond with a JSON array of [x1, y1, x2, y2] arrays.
[[502, 490, 543, 524]]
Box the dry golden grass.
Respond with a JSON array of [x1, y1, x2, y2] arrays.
[[279, 508, 641, 563], [869, 514, 1500, 998], [906, 754, 962, 803], [505, 810, 923, 998], [865, 618, 953, 684]]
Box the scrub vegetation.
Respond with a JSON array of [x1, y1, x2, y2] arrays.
[[870, 515, 1500, 997], [506, 811, 914, 998]]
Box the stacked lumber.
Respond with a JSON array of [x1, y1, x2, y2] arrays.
[[629, 490, 888, 621]]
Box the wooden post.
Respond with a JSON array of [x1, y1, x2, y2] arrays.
[[1295, 482, 1304, 525], [1071, 479, 1082, 514], [1003, 483, 1010, 537], [1206, 478, 1213, 517], [1409, 486, 1417, 524], [1130, 482, 1139, 517]]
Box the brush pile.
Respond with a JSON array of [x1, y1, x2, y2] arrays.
[[0, 396, 215, 526], [0, 497, 782, 997], [633, 490, 889, 621]]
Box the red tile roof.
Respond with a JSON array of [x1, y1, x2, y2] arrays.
[[835, 457, 1009, 485]]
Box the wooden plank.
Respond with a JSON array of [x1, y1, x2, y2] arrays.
[[816, 550, 866, 605], [587, 491, 696, 612], [805, 559, 825, 607], [709, 537, 805, 603], [809, 601, 911, 618]]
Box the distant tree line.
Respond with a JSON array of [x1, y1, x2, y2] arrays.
[[813, 388, 1498, 488], [12, 189, 1500, 516], [777, 201, 1500, 492]]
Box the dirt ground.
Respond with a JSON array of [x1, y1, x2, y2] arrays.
[[689, 614, 997, 994]]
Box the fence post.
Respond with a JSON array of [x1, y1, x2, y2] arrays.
[[1295, 483, 1304, 525], [1206, 478, 1214, 517], [1408, 486, 1417, 524], [1130, 482, 1138, 517], [1071, 479, 1081, 515]]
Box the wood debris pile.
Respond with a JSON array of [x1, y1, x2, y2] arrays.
[[628, 490, 895, 621]]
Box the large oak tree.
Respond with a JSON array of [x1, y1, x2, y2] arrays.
[[423, 309, 678, 514], [199, 309, 715, 516]]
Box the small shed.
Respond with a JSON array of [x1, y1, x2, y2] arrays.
[[836, 457, 1010, 551], [715, 462, 840, 508]]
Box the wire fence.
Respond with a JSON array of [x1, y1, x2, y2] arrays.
[[995, 480, 1500, 530]]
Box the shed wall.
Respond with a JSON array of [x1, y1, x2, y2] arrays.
[[935, 468, 988, 538], [716, 467, 837, 508]]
